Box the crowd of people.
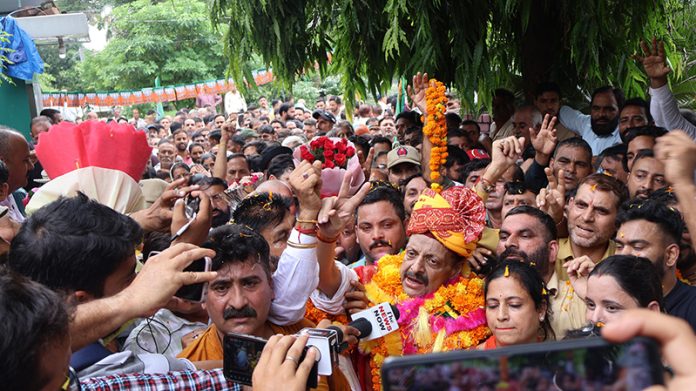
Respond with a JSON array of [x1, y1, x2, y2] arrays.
[[3, 38, 696, 390]]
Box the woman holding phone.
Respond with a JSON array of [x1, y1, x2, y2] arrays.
[[480, 260, 555, 349], [567, 254, 663, 325]]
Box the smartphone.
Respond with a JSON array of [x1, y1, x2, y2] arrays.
[[184, 194, 200, 220], [174, 256, 211, 302], [381, 337, 664, 391], [223, 333, 318, 388]]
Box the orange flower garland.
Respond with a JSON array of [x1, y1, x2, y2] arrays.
[[362, 252, 490, 390], [423, 79, 448, 193], [304, 298, 349, 325]]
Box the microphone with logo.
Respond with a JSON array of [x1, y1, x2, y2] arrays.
[[334, 302, 401, 343], [297, 302, 401, 376]]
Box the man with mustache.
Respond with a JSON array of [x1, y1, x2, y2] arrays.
[[176, 223, 351, 389], [626, 149, 668, 200], [533, 82, 578, 142], [351, 183, 408, 268], [172, 129, 193, 166], [155, 140, 177, 175], [623, 126, 667, 172], [557, 173, 628, 279], [357, 185, 491, 390], [558, 86, 623, 156], [190, 176, 232, 228], [496, 205, 586, 338], [524, 119, 593, 194], [177, 225, 325, 377]]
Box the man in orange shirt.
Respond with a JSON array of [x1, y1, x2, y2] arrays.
[[178, 224, 347, 390]]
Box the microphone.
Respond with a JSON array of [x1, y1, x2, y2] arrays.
[[328, 303, 401, 344]]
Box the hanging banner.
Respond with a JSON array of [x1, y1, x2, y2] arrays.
[[42, 70, 275, 108]]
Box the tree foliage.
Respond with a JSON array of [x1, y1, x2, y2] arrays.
[[213, 0, 693, 111], [76, 0, 227, 91]]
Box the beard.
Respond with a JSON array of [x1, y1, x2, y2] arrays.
[[591, 116, 619, 137], [499, 245, 552, 277], [211, 208, 232, 227], [569, 225, 609, 248], [651, 254, 667, 282]]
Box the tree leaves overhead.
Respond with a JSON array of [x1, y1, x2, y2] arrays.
[[77, 0, 227, 91], [213, 0, 689, 111]]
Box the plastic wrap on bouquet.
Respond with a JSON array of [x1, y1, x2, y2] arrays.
[[293, 137, 365, 198], [35, 120, 152, 182]]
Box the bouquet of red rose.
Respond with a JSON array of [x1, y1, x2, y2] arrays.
[[299, 136, 356, 169], [294, 136, 365, 197]]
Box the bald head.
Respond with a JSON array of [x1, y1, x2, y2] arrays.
[[0, 127, 33, 191], [254, 179, 294, 199]]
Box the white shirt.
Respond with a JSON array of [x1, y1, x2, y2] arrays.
[[224, 91, 247, 116], [123, 309, 207, 358], [0, 195, 24, 223], [559, 105, 621, 156], [269, 228, 320, 325], [310, 261, 359, 315], [650, 84, 696, 139]]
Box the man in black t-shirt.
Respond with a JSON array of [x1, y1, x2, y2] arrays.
[[615, 198, 696, 331]]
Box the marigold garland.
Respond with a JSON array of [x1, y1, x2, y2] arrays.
[[423, 79, 448, 193], [362, 252, 490, 390], [304, 298, 349, 326]]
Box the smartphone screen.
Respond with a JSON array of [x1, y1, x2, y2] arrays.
[[223, 333, 267, 386], [174, 257, 211, 302], [381, 337, 663, 391], [223, 333, 319, 388]]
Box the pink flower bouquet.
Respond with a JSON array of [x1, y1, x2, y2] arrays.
[[293, 136, 365, 197]]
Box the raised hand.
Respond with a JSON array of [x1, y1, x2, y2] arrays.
[[565, 255, 595, 300], [407, 72, 429, 114], [317, 166, 371, 239], [655, 130, 696, 187], [359, 147, 375, 181], [530, 114, 558, 161], [120, 243, 217, 317], [638, 37, 671, 88], [170, 190, 213, 246], [492, 136, 525, 169], [129, 177, 199, 232], [537, 168, 566, 224], [288, 160, 323, 217]]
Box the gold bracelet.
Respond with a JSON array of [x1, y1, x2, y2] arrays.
[[296, 218, 319, 224], [286, 241, 317, 249]]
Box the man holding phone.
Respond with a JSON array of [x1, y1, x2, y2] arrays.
[[8, 193, 218, 377], [177, 224, 345, 389]]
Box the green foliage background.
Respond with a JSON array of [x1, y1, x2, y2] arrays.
[[33, 0, 696, 113], [212, 0, 696, 112]]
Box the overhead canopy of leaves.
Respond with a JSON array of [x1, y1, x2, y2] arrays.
[[77, 0, 227, 91], [212, 0, 690, 111]]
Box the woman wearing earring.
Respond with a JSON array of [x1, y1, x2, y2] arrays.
[[479, 260, 555, 349]]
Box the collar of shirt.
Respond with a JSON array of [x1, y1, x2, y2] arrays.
[[556, 237, 616, 263]]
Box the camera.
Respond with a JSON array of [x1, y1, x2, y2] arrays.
[[297, 328, 340, 376]]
